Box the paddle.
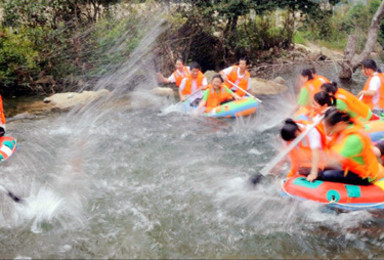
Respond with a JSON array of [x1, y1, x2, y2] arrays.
[[0, 184, 23, 203], [174, 86, 207, 107], [250, 114, 325, 185], [226, 80, 262, 103]]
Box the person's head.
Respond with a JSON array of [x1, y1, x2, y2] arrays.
[[175, 58, 184, 70], [362, 59, 381, 76], [312, 91, 335, 113], [310, 67, 316, 75], [238, 57, 249, 71], [189, 62, 201, 78], [299, 69, 314, 84], [320, 82, 338, 95], [211, 74, 224, 89], [280, 118, 300, 142], [324, 108, 353, 136]]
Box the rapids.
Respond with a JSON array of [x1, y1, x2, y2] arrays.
[[1, 7, 384, 259]]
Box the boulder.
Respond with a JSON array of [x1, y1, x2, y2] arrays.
[[204, 70, 217, 82], [151, 87, 174, 97], [43, 89, 110, 110], [250, 77, 288, 95], [273, 76, 286, 86]]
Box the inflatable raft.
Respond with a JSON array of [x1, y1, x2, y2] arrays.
[[279, 120, 384, 210], [0, 136, 17, 163], [364, 120, 384, 142], [203, 97, 259, 118], [281, 176, 384, 210], [184, 97, 259, 118]]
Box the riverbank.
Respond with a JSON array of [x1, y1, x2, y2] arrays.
[[1, 43, 353, 119]]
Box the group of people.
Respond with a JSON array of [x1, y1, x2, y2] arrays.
[[158, 56, 384, 187], [282, 59, 384, 186], [157, 57, 252, 115]]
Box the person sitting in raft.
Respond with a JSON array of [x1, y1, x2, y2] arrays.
[[297, 68, 328, 110], [219, 56, 251, 98], [280, 118, 327, 181], [194, 74, 240, 116], [294, 68, 330, 121], [157, 58, 190, 88], [358, 59, 384, 114], [314, 82, 378, 122], [310, 67, 330, 87], [179, 62, 208, 107], [311, 108, 384, 185]]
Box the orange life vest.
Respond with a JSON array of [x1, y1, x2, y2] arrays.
[[173, 66, 190, 87], [328, 125, 384, 182], [361, 73, 384, 109], [0, 95, 5, 126], [204, 84, 232, 112], [335, 88, 372, 121], [224, 65, 250, 97], [181, 71, 205, 96], [287, 122, 327, 177]]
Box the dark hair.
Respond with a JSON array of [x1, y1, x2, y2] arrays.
[[239, 56, 249, 65], [324, 108, 353, 126], [189, 62, 201, 70], [301, 69, 314, 80], [362, 59, 382, 73], [310, 67, 316, 74], [321, 82, 338, 95], [175, 58, 184, 64], [280, 118, 299, 141], [314, 91, 336, 106], [212, 74, 224, 83]]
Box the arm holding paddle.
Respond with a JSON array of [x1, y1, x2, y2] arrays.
[[357, 90, 374, 98], [219, 70, 229, 82], [251, 115, 324, 185]]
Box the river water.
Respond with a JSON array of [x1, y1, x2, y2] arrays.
[[1, 10, 384, 260]]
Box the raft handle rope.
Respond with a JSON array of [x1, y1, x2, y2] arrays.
[[280, 179, 384, 209]]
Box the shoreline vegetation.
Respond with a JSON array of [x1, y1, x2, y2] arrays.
[[1, 0, 384, 117]]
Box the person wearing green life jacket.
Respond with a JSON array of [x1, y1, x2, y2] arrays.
[[312, 90, 375, 123], [194, 75, 240, 116], [321, 82, 379, 121], [297, 69, 330, 110], [313, 108, 384, 185]]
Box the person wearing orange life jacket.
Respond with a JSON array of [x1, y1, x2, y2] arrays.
[[313, 85, 377, 123], [179, 62, 208, 107], [358, 59, 384, 111], [280, 118, 327, 181], [219, 57, 251, 98], [310, 67, 330, 87], [312, 108, 384, 185], [297, 69, 329, 110], [194, 75, 240, 116], [321, 82, 378, 121], [157, 58, 190, 87]]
